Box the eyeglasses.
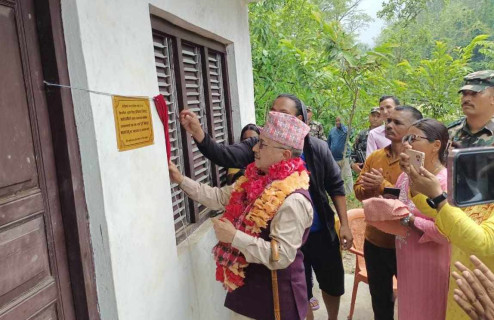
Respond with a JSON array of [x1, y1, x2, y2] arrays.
[[402, 134, 430, 144], [258, 139, 289, 150]]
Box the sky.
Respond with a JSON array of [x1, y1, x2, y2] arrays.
[[356, 0, 386, 47]]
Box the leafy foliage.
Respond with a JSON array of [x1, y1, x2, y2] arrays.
[[392, 36, 491, 120], [248, 0, 494, 137], [377, 0, 494, 69], [378, 0, 428, 22]]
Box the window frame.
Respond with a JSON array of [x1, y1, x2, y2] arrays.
[[151, 16, 234, 243]]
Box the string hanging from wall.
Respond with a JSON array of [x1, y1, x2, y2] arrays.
[[43, 81, 172, 155]]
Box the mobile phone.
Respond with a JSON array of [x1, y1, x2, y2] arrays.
[[447, 147, 494, 207], [383, 187, 401, 199], [406, 149, 425, 171]]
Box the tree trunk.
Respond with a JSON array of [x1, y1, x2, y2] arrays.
[[343, 87, 360, 158]]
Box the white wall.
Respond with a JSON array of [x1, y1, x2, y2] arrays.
[[61, 0, 256, 319]]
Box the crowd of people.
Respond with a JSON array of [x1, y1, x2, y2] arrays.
[[167, 69, 494, 320]]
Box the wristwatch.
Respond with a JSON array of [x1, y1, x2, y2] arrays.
[[426, 192, 448, 209]]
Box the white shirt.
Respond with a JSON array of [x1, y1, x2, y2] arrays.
[[366, 125, 391, 158], [179, 176, 313, 270]]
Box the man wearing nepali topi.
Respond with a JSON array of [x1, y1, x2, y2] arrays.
[[168, 111, 314, 320]]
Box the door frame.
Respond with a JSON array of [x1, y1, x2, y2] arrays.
[[33, 0, 99, 319]]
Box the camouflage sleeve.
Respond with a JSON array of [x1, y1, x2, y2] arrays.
[[318, 124, 326, 141], [350, 135, 360, 162]]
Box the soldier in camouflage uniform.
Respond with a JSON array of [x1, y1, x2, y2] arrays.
[[448, 70, 494, 148], [439, 70, 494, 320], [307, 106, 326, 141], [350, 107, 382, 173]]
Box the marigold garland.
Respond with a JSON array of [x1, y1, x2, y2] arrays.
[[212, 158, 309, 291]]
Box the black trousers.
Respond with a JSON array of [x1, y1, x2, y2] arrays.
[[304, 258, 314, 300], [364, 240, 397, 320]]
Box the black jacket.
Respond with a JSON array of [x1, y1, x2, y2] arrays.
[[196, 134, 345, 240]]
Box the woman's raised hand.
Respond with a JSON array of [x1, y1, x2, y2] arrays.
[[399, 151, 411, 175], [407, 165, 443, 199]]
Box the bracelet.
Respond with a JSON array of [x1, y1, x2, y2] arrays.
[[400, 214, 413, 227]]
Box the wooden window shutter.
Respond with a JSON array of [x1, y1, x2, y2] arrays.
[[152, 16, 234, 242], [180, 41, 213, 218], [203, 49, 230, 186], [153, 32, 190, 241]]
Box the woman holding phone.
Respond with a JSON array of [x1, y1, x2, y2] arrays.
[[394, 118, 451, 320], [401, 148, 494, 320]]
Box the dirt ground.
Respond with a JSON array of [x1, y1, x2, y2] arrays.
[[342, 250, 356, 274]]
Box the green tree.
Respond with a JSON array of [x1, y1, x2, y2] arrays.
[[248, 0, 494, 138], [249, 0, 389, 131], [249, 0, 326, 122], [394, 36, 489, 120], [313, 15, 395, 151], [377, 0, 494, 69], [314, 0, 373, 34], [378, 0, 428, 22]]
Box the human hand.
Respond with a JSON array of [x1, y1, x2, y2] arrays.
[[339, 224, 353, 250], [168, 160, 184, 184], [351, 163, 362, 173], [453, 255, 494, 320], [361, 168, 384, 190], [179, 109, 205, 142], [399, 151, 420, 196], [212, 218, 237, 244], [408, 165, 442, 199], [399, 151, 411, 175]]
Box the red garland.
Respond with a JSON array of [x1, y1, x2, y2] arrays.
[[212, 157, 307, 291]]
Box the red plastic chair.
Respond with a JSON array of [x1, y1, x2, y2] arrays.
[[346, 208, 397, 320]]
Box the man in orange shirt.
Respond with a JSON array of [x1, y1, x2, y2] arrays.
[[354, 106, 423, 320]]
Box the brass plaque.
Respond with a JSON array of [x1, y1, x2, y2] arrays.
[[112, 96, 154, 151]]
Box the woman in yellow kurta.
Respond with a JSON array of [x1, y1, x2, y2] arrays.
[[400, 154, 494, 320]]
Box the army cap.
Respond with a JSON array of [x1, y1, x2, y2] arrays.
[[458, 70, 494, 93], [370, 107, 380, 114]]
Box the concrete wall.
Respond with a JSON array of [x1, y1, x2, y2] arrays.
[[61, 0, 255, 319]]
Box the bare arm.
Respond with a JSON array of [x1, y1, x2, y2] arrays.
[[317, 139, 353, 249]]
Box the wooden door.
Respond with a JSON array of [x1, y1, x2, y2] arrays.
[[0, 0, 76, 319]]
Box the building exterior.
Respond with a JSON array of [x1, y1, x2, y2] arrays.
[[0, 0, 256, 319]]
